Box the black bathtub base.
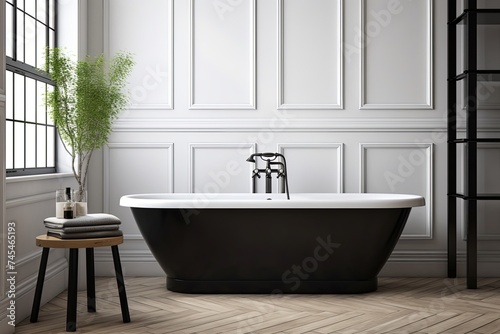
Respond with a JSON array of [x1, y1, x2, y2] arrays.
[[167, 277, 378, 294], [131, 207, 413, 295]]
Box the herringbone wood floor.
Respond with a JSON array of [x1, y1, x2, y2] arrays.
[[15, 277, 500, 334]]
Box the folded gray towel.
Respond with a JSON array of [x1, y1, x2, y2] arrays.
[[45, 213, 121, 227], [47, 229, 123, 239], [46, 224, 120, 233]]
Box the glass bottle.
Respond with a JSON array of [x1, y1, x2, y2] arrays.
[[63, 187, 74, 219]]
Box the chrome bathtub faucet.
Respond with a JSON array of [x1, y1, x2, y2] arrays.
[[246, 153, 290, 199]]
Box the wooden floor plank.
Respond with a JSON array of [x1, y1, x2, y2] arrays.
[[470, 318, 500, 334]]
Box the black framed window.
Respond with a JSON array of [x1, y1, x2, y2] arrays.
[[5, 0, 57, 176]]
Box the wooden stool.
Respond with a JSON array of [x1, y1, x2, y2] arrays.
[[30, 235, 131, 332]]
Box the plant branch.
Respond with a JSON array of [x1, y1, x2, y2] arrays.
[[41, 48, 134, 193]]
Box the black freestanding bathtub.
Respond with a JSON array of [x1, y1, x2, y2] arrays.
[[120, 193, 424, 294]]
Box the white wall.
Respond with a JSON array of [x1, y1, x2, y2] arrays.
[[86, 0, 500, 277]]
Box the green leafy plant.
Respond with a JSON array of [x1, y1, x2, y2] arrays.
[[42, 47, 134, 199]]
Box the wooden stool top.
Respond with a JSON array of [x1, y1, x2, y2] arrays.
[[36, 235, 123, 249]]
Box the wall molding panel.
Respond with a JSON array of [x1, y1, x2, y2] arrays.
[[360, 143, 433, 239], [113, 117, 491, 133], [104, 143, 174, 213], [189, 143, 256, 193], [189, 0, 256, 109], [278, 143, 343, 193], [277, 0, 343, 109], [359, 0, 433, 109], [105, 0, 174, 111], [5, 192, 53, 209]]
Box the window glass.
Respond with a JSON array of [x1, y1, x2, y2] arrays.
[[6, 0, 57, 176]]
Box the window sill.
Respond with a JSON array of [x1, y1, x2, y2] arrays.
[[6, 172, 74, 184]]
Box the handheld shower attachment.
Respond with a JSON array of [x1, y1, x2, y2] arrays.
[[246, 153, 290, 199]]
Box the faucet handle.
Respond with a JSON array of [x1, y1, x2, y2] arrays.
[[252, 169, 261, 178], [277, 169, 286, 178]]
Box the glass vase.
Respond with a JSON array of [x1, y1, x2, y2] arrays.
[[73, 189, 88, 217], [55, 189, 66, 218]]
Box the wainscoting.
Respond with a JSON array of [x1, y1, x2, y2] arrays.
[[88, 0, 500, 277]]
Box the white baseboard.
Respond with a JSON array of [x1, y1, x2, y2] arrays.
[[94, 249, 164, 277], [382, 250, 500, 277]]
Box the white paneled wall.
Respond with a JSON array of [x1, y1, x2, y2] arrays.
[[360, 0, 433, 109], [360, 143, 433, 239], [104, 143, 174, 229], [278, 0, 342, 109], [278, 143, 343, 193], [189, 143, 255, 193], [108, 0, 173, 110], [86, 0, 500, 277], [190, 0, 256, 109]]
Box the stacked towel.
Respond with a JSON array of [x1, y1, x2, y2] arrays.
[[44, 213, 123, 239]]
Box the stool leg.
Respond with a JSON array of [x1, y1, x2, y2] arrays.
[[30, 248, 50, 323], [66, 248, 78, 332], [86, 248, 96, 312], [111, 245, 130, 323]]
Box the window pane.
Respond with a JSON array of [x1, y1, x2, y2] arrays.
[[6, 121, 14, 170], [6, 0, 57, 175], [26, 123, 36, 168], [16, 10, 25, 62], [6, 4, 13, 58], [49, 29, 55, 49], [46, 85, 54, 125], [37, 125, 47, 167], [14, 122, 25, 169], [37, 21, 47, 68], [37, 81, 46, 123], [37, 0, 47, 24], [49, 0, 55, 28], [14, 73, 25, 121], [26, 0, 36, 18], [25, 15, 37, 67], [6, 71, 13, 119], [47, 126, 55, 168], [26, 77, 36, 123]]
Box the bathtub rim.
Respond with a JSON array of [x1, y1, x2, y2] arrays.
[[120, 192, 425, 209]]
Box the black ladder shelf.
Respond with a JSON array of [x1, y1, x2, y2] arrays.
[[447, 1, 500, 289]]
